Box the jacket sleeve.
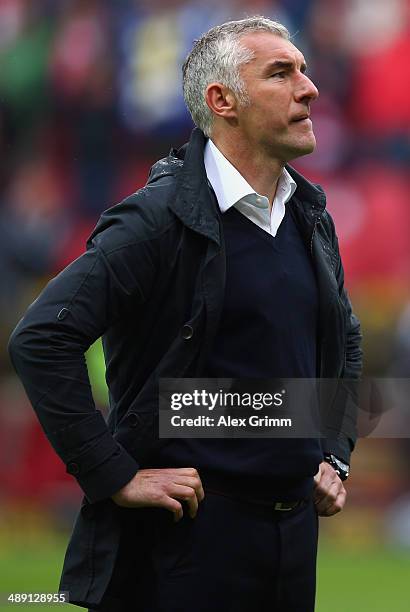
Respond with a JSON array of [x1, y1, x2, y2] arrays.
[[8, 196, 160, 503], [320, 212, 363, 465]]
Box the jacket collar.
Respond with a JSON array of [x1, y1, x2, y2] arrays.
[[285, 165, 326, 212], [169, 128, 221, 244], [158, 128, 327, 244]]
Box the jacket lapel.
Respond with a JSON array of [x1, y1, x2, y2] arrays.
[[288, 175, 344, 377], [168, 130, 226, 369]]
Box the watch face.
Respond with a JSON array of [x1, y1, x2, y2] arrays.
[[336, 458, 348, 471], [335, 459, 349, 480], [326, 455, 349, 480]]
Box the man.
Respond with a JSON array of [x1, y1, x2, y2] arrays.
[[9, 16, 362, 612]]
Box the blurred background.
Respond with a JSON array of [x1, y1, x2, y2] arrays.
[[0, 0, 409, 610]]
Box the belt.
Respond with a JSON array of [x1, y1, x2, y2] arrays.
[[273, 501, 301, 511], [204, 487, 305, 516]]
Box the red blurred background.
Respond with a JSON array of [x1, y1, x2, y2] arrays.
[[0, 0, 409, 586]]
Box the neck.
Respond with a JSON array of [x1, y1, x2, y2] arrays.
[[210, 133, 285, 207]]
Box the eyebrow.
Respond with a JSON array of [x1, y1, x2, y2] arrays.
[[263, 60, 307, 74]]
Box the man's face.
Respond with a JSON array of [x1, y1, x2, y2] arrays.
[[235, 32, 319, 162]]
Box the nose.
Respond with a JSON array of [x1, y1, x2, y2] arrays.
[[295, 73, 319, 103]]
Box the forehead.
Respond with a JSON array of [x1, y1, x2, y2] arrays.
[[239, 31, 305, 69]]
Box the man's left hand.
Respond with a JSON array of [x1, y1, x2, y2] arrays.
[[313, 461, 346, 517]]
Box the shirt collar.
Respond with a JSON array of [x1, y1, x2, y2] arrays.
[[204, 138, 296, 213]]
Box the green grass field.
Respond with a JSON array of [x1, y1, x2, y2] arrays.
[[0, 534, 409, 611], [316, 546, 410, 612]]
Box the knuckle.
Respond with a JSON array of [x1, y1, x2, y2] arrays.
[[152, 490, 164, 503], [165, 499, 178, 512]]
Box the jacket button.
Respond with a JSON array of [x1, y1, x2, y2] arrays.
[[57, 308, 69, 321], [181, 324, 193, 340], [67, 461, 80, 475], [128, 413, 140, 427]]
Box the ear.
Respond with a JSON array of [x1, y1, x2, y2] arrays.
[[205, 82, 238, 120]]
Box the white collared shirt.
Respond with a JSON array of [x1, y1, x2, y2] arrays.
[[204, 138, 296, 237]]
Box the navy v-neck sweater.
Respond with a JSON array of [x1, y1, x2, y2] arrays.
[[206, 206, 318, 378], [156, 206, 323, 501]]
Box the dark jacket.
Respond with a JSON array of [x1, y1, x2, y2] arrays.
[[8, 128, 362, 608]]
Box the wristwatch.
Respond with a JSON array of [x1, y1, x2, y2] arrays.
[[324, 453, 350, 481]]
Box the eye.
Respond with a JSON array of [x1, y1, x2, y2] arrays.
[[271, 71, 286, 79]]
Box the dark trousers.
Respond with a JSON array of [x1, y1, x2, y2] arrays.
[[89, 492, 318, 612]]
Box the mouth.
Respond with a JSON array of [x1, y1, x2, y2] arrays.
[[291, 114, 310, 122], [290, 115, 312, 127]]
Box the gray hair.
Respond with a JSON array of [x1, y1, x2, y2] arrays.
[[182, 16, 290, 136]]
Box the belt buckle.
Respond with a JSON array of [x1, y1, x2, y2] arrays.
[[274, 501, 297, 511]]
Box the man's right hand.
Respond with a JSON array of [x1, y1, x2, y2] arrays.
[[111, 467, 205, 522]]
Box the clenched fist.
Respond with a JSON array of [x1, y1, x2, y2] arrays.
[[111, 467, 205, 522], [313, 461, 346, 517]]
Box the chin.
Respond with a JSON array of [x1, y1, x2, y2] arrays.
[[287, 137, 316, 160], [302, 141, 316, 155]]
